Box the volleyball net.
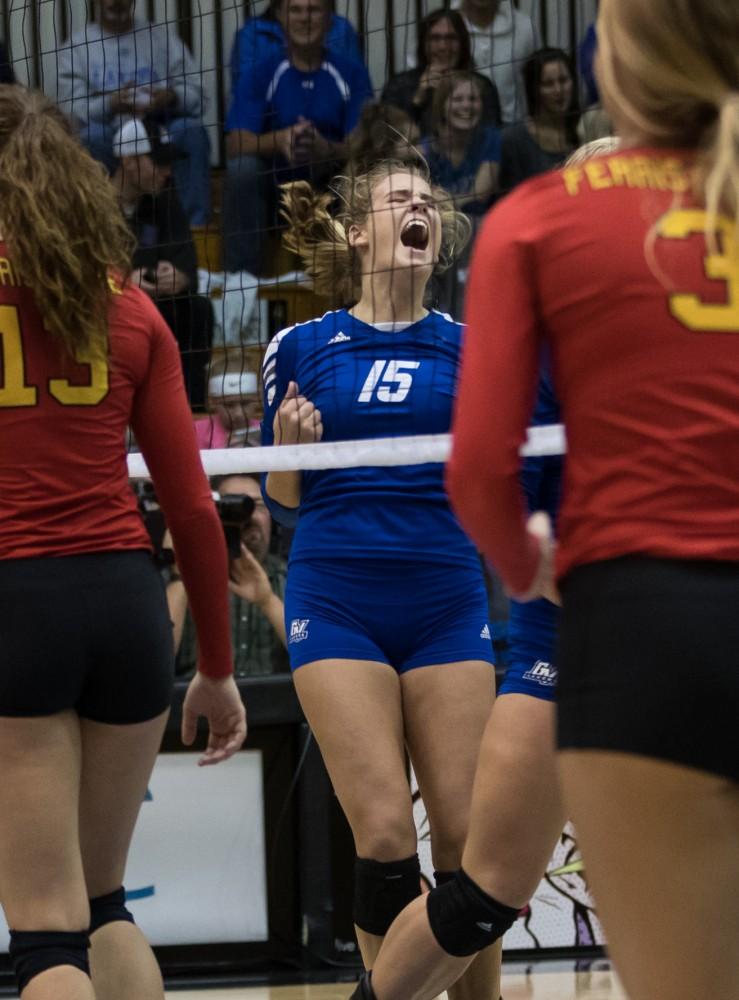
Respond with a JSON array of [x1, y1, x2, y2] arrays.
[[127, 424, 566, 479]]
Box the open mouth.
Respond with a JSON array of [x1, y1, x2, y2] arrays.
[[400, 218, 430, 251]]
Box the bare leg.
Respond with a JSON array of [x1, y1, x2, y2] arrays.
[[559, 751, 739, 1000], [79, 711, 170, 1000], [401, 661, 498, 1000], [0, 711, 94, 1000], [372, 695, 564, 1000], [293, 660, 418, 969]]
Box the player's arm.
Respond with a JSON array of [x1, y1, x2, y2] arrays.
[[132, 301, 246, 763], [261, 333, 322, 519], [446, 201, 544, 597], [131, 306, 234, 680], [266, 381, 323, 509]]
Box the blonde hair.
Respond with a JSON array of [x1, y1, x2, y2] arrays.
[[565, 136, 620, 167], [0, 86, 134, 360], [431, 71, 486, 133], [280, 160, 471, 306], [597, 0, 739, 232]]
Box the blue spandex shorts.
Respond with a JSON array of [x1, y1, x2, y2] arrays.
[[284, 559, 495, 672], [498, 596, 559, 701]]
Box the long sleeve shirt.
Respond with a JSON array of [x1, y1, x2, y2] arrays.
[[57, 18, 205, 128], [448, 147, 739, 594]]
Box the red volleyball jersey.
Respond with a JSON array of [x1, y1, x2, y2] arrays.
[[0, 255, 233, 677], [449, 147, 739, 594]]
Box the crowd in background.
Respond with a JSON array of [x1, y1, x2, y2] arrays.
[[0, 0, 608, 681]]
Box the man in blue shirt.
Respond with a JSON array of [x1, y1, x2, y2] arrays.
[[229, 0, 363, 97], [222, 0, 373, 274]]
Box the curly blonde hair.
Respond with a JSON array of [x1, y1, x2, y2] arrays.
[[0, 86, 134, 360], [280, 159, 471, 306], [597, 0, 739, 233]]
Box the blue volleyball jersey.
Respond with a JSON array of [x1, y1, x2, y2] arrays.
[[226, 49, 372, 144], [261, 308, 480, 569], [520, 368, 562, 525], [506, 369, 562, 676]]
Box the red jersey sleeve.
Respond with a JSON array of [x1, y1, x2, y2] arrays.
[[446, 200, 543, 596], [131, 311, 233, 679]]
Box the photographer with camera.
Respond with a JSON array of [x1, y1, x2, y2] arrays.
[[113, 117, 213, 411], [167, 474, 288, 677]]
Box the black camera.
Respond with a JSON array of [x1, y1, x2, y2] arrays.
[[134, 482, 255, 565], [214, 493, 255, 559], [134, 481, 171, 567]]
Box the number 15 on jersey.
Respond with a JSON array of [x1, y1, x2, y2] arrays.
[[357, 360, 421, 403]]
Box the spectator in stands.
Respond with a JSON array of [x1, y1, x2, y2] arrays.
[[421, 71, 501, 319], [112, 118, 213, 409], [229, 0, 363, 99], [499, 47, 579, 195], [421, 72, 501, 214], [0, 40, 14, 83], [169, 474, 289, 677], [57, 0, 211, 224], [382, 9, 500, 136], [195, 351, 264, 449], [448, 0, 537, 125], [346, 102, 420, 174], [222, 0, 373, 275], [579, 4, 599, 107]]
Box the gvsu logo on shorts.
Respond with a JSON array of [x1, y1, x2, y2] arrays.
[[523, 659, 558, 687], [289, 618, 310, 644]]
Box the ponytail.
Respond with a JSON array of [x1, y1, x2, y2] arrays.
[[280, 180, 356, 304], [0, 87, 134, 361], [702, 93, 739, 237]]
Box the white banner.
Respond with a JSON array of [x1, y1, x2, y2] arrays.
[[1, 751, 268, 951], [412, 776, 604, 950]]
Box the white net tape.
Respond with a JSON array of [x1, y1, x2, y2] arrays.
[[127, 423, 566, 479]]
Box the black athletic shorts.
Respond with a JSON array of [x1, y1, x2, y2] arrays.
[[0, 550, 175, 723], [556, 555, 739, 782]]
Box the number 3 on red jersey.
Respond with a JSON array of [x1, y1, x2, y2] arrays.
[[658, 211, 739, 333], [0, 304, 109, 407]]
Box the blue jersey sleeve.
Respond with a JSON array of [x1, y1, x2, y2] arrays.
[[482, 126, 503, 164], [261, 328, 301, 527], [345, 59, 374, 134], [327, 15, 363, 65], [230, 19, 284, 98], [226, 52, 276, 133]]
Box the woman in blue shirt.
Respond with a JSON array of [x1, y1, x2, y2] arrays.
[[262, 160, 502, 999], [420, 72, 502, 216]]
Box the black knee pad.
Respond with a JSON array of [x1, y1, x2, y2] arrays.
[[353, 854, 422, 936], [349, 970, 377, 999], [426, 868, 519, 957], [433, 869, 455, 886], [8, 929, 90, 994], [89, 886, 135, 934]]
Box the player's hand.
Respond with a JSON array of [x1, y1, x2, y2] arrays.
[[517, 511, 561, 605], [273, 381, 323, 445], [181, 673, 247, 766], [229, 543, 272, 607]]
